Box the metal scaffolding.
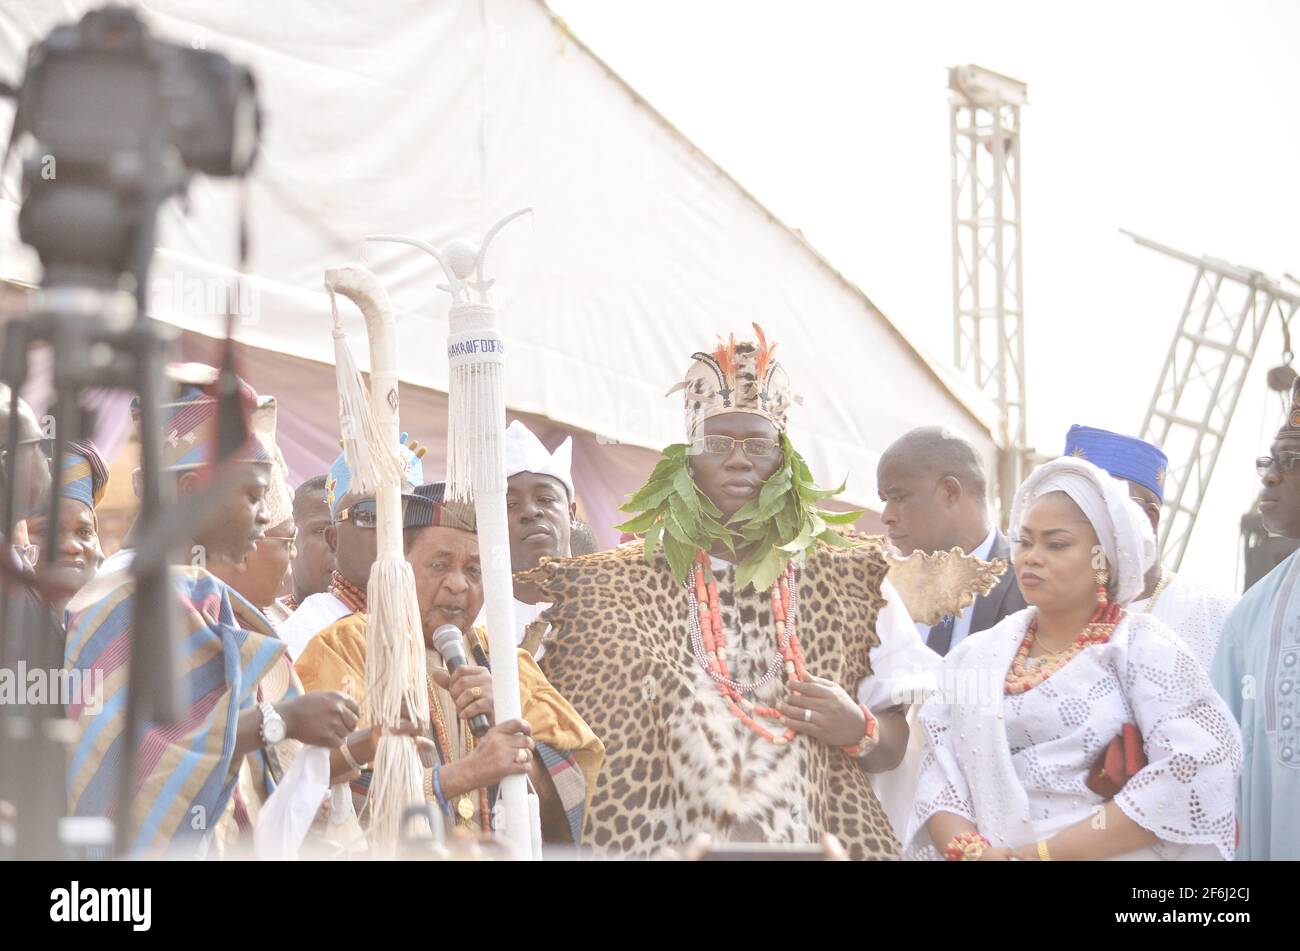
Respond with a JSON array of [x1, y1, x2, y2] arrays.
[[1125, 230, 1300, 569], [949, 64, 1029, 517]]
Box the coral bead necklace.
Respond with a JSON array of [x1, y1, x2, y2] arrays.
[[685, 549, 807, 744], [328, 570, 367, 615], [1005, 599, 1123, 695]]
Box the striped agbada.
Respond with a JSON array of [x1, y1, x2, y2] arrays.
[[63, 364, 281, 857], [64, 567, 288, 856], [214, 600, 306, 855]]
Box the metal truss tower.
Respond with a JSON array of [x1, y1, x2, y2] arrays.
[[1125, 230, 1300, 569], [949, 65, 1029, 517]]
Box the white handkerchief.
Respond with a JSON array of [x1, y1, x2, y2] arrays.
[[254, 746, 331, 860]]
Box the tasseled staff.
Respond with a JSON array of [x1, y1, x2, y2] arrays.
[[368, 209, 534, 858], [324, 266, 430, 856]]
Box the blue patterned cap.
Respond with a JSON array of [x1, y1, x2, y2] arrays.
[[325, 431, 426, 518], [60, 440, 109, 510], [1063, 425, 1168, 502], [158, 364, 268, 472]]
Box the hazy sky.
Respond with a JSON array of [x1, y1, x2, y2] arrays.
[[549, 0, 1300, 588]]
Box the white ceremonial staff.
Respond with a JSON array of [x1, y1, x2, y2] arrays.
[[324, 266, 431, 856], [367, 209, 535, 859]]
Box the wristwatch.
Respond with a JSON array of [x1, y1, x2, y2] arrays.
[[259, 700, 286, 746]]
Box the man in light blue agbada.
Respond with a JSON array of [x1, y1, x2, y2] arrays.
[[1211, 377, 1300, 859]]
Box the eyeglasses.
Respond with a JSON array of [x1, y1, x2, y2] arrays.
[[259, 532, 298, 557], [1255, 452, 1300, 477], [336, 500, 377, 529], [688, 435, 780, 458], [260, 530, 298, 544]]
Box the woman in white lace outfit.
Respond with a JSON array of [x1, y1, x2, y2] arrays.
[[904, 457, 1242, 861]]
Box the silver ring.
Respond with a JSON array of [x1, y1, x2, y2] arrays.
[[803, 708, 813, 723]]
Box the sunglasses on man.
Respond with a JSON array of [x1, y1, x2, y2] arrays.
[[335, 497, 423, 530], [335, 499, 379, 529]]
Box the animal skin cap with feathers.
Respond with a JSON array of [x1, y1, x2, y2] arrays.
[[666, 323, 800, 437]]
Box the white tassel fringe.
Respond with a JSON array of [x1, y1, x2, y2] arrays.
[[327, 286, 401, 494], [361, 557, 430, 856], [445, 304, 506, 501], [365, 732, 426, 858], [445, 361, 506, 501]]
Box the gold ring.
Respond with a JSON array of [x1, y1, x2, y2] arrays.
[[470, 686, 483, 699], [515, 747, 531, 764], [803, 708, 813, 723]]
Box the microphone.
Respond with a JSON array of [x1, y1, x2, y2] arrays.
[[432, 624, 490, 738]]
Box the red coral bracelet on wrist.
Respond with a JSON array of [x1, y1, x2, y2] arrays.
[[840, 703, 879, 757], [943, 832, 991, 861]]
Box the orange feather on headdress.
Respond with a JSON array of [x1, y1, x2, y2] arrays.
[[752, 323, 777, 382], [713, 333, 738, 386]]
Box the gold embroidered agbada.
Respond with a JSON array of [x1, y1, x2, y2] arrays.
[[296, 614, 603, 842]]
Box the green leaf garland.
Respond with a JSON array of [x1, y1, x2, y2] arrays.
[[615, 433, 863, 592]]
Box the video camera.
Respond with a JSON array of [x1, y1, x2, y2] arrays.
[[0, 4, 262, 858], [6, 4, 259, 286]]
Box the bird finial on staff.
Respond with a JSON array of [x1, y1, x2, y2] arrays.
[[365, 207, 532, 306]]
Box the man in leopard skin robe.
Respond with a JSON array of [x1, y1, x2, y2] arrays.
[[524, 329, 946, 860]]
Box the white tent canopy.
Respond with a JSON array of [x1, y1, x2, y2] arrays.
[[0, 0, 995, 520]]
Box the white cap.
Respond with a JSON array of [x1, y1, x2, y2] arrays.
[[503, 420, 574, 499], [252, 395, 295, 527]]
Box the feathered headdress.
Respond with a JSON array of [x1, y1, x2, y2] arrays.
[[666, 323, 798, 436]]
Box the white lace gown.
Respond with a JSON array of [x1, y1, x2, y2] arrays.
[[903, 608, 1242, 860]]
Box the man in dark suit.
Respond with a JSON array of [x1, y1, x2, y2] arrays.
[[876, 426, 1026, 656]]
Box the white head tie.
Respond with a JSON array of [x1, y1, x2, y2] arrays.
[[1009, 456, 1156, 604], [503, 420, 574, 499]]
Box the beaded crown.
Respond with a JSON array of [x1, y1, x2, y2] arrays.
[[325, 431, 425, 518]]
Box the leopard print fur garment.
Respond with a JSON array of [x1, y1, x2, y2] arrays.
[[525, 535, 901, 860]]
